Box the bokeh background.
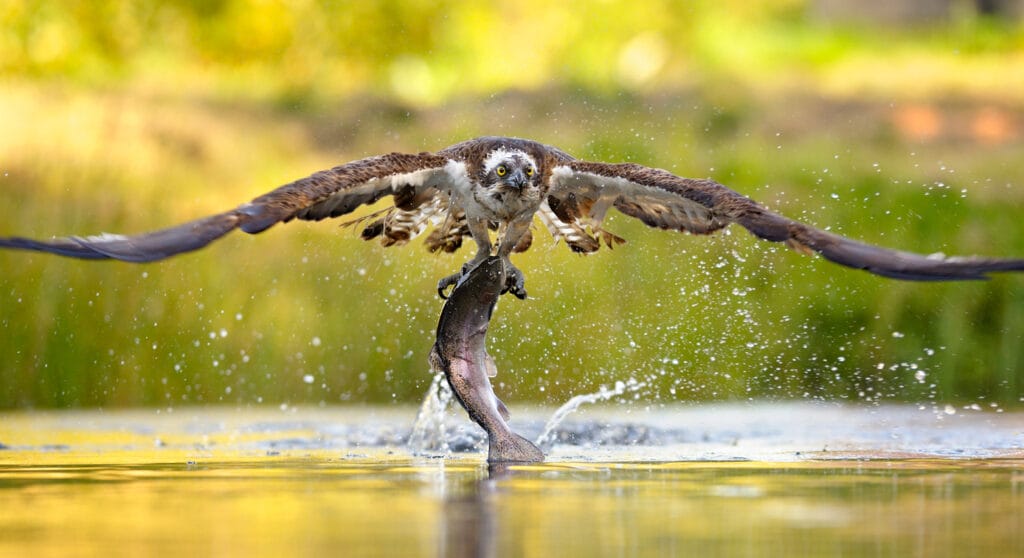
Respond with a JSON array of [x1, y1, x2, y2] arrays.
[[1, 0, 1022, 410]]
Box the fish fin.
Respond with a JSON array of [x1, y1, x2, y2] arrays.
[[495, 396, 511, 421]]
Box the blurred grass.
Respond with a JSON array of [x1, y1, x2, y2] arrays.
[[0, 1, 1022, 409]]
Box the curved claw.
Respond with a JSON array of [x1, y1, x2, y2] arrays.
[[507, 286, 527, 300], [436, 272, 461, 299], [504, 264, 527, 300], [439, 259, 527, 300]]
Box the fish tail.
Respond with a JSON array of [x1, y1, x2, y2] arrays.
[[488, 432, 544, 463]]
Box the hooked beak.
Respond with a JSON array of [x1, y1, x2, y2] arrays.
[[508, 170, 527, 190]]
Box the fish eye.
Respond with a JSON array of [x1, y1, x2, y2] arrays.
[[525, 167, 534, 177], [496, 165, 507, 177]]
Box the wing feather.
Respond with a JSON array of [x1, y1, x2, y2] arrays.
[[424, 206, 468, 253], [550, 161, 1024, 281], [536, 200, 600, 253], [0, 152, 452, 262], [240, 153, 449, 231]]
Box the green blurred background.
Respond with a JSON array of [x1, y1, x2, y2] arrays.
[[1, 0, 1022, 410]]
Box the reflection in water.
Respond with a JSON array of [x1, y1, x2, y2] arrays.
[[1, 407, 1022, 555], [446, 460, 1024, 557], [437, 463, 525, 558], [431, 463, 516, 558], [440, 472, 492, 558], [0, 456, 1022, 556]]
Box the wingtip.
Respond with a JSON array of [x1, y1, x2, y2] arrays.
[[0, 211, 243, 263], [0, 235, 112, 260]]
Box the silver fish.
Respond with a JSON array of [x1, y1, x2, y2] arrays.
[[429, 256, 544, 463]]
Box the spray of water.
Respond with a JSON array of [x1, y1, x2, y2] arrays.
[[408, 372, 648, 455], [408, 371, 454, 456], [535, 378, 646, 449]]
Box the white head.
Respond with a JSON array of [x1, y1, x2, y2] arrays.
[[481, 148, 539, 192]]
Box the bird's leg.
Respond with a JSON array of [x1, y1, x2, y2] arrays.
[[496, 218, 531, 300], [437, 217, 493, 299]]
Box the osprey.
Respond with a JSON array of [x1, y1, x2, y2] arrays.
[[1, 136, 1023, 295]]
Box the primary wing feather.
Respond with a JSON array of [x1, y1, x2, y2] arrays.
[[0, 152, 451, 262], [549, 161, 1024, 280]]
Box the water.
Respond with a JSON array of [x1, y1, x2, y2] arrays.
[[535, 378, 647, 449], [409, 371, 455, 455], [1, 404, 1022, 556], [410, 372, 647, 455]]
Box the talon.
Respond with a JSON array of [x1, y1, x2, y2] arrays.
[[436, 273, 461, 299], [503, 263, 527, 299]]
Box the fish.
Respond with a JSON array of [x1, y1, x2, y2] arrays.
[[429, 255, 545, 463]]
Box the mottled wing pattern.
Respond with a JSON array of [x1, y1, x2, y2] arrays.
[[353, 189, 450, 248], [0, 152, 452, 262], [424, 206, 469, 253], [535, 200, 602, 253], [548, 161, 1024, 280], [540, 161, 729, 254]]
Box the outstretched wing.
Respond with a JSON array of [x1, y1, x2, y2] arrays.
[[548, 161, 1024, 280], [0, 152, 454, 263]]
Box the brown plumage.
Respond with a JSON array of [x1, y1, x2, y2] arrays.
[[1, 136, 1022, 295]]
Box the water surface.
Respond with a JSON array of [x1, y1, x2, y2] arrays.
[[1, 404, 1021, 556]]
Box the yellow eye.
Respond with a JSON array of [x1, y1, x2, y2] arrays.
[[525, 167, 534, 177], [496, 166, 507, 177]]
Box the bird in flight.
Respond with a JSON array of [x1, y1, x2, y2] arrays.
[[1, 136, 1022, 296]]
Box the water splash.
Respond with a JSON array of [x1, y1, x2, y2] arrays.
[[535, 378, 647, 449], [408, 371, 454, 456]]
